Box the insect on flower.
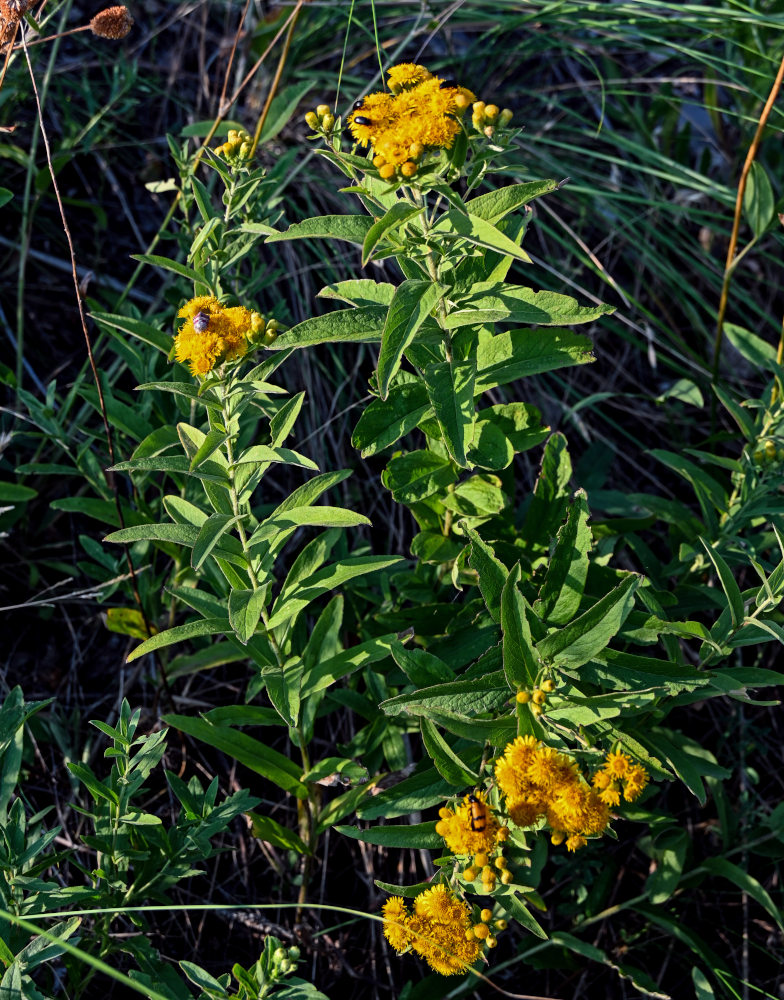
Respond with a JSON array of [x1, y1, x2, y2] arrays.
[[352, 116, 371, 126], [193, 310, 210, 333], [467, 794, 488, 832], [352, 99, 365, 110], [439, 78, 457, 89]]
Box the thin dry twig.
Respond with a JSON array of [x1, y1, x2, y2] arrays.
[[711, 50, 784, 381]]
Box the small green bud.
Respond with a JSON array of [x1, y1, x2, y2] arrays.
[[321, 113, 335, 131], [273, 947, 287, 963], [316, 104, 330, 118], [239, 142, 252, 159], [765, 439, 777, 459], [498, 108, 513, 126], [305, 111, 319, 129], [287, 946, 300, 961], [279, 959, 293, 974]]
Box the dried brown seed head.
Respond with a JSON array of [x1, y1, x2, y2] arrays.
[[89, 5, 133, 39]]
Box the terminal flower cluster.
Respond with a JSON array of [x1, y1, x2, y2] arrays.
[[382, 887, 484, 975], [174, 296, 277, 376]]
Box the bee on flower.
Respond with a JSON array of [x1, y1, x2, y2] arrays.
[[173, 296, 276, 376]]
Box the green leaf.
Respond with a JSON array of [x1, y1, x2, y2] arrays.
[[265, 215, 374, 245], [377, 280, 447, 398], [335, 822, 442, 849], [723, 322, 778, 371], [67, 762, 119, 805], [524, 432, 573, 547], [465, 528, 507, 624], [228, 589, 266, 644], [424, 358, 476, 467], [301, 633, 399, 698], [712, 383, 756, 442], [495, 887, 548, 939], [420, 718, 478, 787], [534, 490, 591, 625], [162, 714, 307, 797], [271, 306, 385, 350], [247, 811, 310, 854], [267, 555, 403, 629], [249, 506, 370, 547], [256, 80, 314, 145], [0, 188, 13, 209], [382, 450, 456, 504], [362, 202, 424, 266], [380, 672, 508, 719], [126, 619, 231, 662], [192, 513, 240, 570], [476, 327, 594, 390], [536, 574, 640, 669], [742, 161, 776, 238], [352, 379, 431, 457], [318, 278, 396, 307], [131, 252, 205, 285], [700, 539, 744, 628], [270, 391, 305, 447], [431, 210, 532, 263], [447, 282, 612, 328], [466, 179, 558, 224], [501, 566, 538, 690], [701, 857, 784, 933], [90, 311, 171, 354], [230, 445, 318, 471]]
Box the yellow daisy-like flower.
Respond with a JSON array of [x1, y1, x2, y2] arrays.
[[526, 746, 578, 791], [507, 796, 546, 829], [382, 896, 410, 952], [566, 834, 587, 853], [598, 781, 621, 808], [604, 751, 632, 778], [174, 296, 251, 376], [407, 889, 481, 975], [348, 64, 476, 168], [435, 791, 500, 857], [494, 735, 539, 800], [387, 62, 432, 93], [623, 765, 649, 802]]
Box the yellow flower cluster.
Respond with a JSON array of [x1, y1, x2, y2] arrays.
[[434, 790, 500, 857], [382, 887, 483, 975], [592, 750, 649, 806], [347, 63, 476, 179], [174, 296, 252, 376], [494, 736, 613, 852], [214, 129, 254, 163]]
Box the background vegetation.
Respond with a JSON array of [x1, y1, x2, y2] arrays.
[[1, 1, 784, 998]]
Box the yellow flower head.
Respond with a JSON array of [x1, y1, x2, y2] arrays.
[[507, 796, 546, 829], [407, 888, 481, 975], [387, 62, 432, 93], [494, 735, 539, 800], [598, 781, 621, 808], [566, 834, 587, 852], [348, 64, 476, 169], [622, 765, 649, 802], [382, 896, 410, 952], [435, 791, 500, 856], [174, 296, 251, 376], [604, 751, 632, 778], [526, 746, 579, 791]]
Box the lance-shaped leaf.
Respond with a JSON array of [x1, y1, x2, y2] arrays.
[[534, 490, 591, 625], [362, 202, 425, 265], [501, 565, 539, 690], [424, 358, 476, 467], [420, 717, 479, 786], [248, 506, 371, 547], [377, 280, 447, 398], [536, 574, 641, 669], [336, 823, 442, 849], [270, 306, 386, 350], [446, 281, 613, 328], [430, 210, 532, 263], [700, 538, 744, 628], [466, 179, 558, 224], [265, 214, 374, 245], [465, 527, 508, 624], [191, 513, 241, 570], [126, 618, 232, 662], [229, 588, 267, 644], [476, 327, 594, 390]]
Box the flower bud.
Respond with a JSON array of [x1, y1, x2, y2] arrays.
[[287, 947, 300, 961], [373, 154, 386, 168], [409, 141, 425, 159], [473, 922, 489, 940], [273, 947, 287, 963], [239, 142, 252, 159], [227, 129, 239, 143], [453, 92, 470, 111], [500, 869, 513, 885], [483, 125, 496, 138], [379, 163, 396, 180], [321, 113, 335, 131], [480, 908, 493, 923], [438, 807, 452, 820], [496, 826, 509, 842], [494, 918, 508, 930], [551, 831, 565, 846], [465, 928, 476, 941], [765, 439, 777, 459], [472, 115, 485, 132], [753, 450, 764, 465], [531, 703, 543, 716], [400, 161, 417, 178], [316, 104, 330, 118], [516, 690, 530, 704], [472, 101, 486, 115], [494, 856, 508, 870], [542, 679, 556, 693], [89, 5, 133, 39], [305, 111, 319, 129], [463, 865, 477, 882], [484, 104, 499, 120], [474, 852, 488, 868], [487, 935, 498, 948], [279, 959, 292, 973], [435, 820, 448, 836], [499, 108, 513, 126], [532, 689, 546, 705]]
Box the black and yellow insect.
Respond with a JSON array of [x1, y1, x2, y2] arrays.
[[467, 794, 488, 832]]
